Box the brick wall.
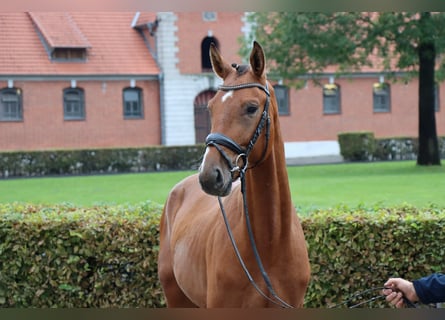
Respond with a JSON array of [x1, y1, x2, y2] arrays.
[[279, 77, 445, 142], [176, 12, 244, 75], [173, 12, 445, 145], [0, 79, 161, 151], [4, 12, 444, 153]]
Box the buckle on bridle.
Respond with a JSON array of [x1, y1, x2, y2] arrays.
[[230, 153, 248, 173]]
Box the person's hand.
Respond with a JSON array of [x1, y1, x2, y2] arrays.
[[383, 278, 419, 308]]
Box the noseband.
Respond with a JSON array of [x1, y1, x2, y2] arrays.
[[205, 82, 271, 177]]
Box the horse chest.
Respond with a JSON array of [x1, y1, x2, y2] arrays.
[[170, 215, 221, 303]]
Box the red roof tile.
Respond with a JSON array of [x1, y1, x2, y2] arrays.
[[0, 12, 160, 76], [29, 12, 91, 49]]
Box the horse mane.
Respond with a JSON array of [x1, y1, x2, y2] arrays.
[[231, 63, 249, 75]]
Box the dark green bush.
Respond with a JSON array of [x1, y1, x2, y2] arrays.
[[0, 145, 206, 178], [373, 137, 418, 161], [338, 132, 375, 161], [0, 202, 164, 307], [1, 203, 444, 308], [302, 204, 445, 308], [340, 134, 445, 162], [373, 136, 445, 161]]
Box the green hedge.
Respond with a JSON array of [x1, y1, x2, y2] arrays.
[[373, 137, 418, 161], [302, 204, 445, 308], [339, 133, 445, 162], [0, 145, 206, 178], [338, 132, 376, 161], [1, 203, 444, 308], [0, 202, 164, 307]]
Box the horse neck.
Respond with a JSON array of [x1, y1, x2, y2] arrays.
[[244, 128, 294, 243]]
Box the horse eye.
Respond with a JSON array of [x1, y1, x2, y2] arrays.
[[246, 105, 258, 115]]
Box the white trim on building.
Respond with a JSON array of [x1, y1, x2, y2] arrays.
[[156, 12, 223, 146]]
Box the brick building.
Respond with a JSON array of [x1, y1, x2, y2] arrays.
[[0, 12, 444, 160], [0, 12, 161, 151]]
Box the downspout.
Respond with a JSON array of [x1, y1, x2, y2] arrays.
[[159, 72, 166, 145], [150, 20, 166, 145]]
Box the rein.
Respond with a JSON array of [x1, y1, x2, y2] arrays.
[[328, 286, 418, 308], [205, 81, 293, 308], [329, 287, 388, 308]]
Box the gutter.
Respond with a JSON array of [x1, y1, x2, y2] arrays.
[[0, 75, 159, 81]]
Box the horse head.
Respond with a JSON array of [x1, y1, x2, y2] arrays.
[[199, 41, 276, 196]]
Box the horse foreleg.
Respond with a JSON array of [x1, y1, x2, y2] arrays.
[[158, 253, 198, 307], [158, 210, 198, 307], [158, 241, 196, 307]]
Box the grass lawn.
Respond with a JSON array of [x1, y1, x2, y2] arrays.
[[289, 160, 445, 213], [0, 161, 444, 213], [0, 170, 193, 207]]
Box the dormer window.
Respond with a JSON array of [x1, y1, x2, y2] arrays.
[[29, 12, 91, 63], [52, 48, 87, 61]]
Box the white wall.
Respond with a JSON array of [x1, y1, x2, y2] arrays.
[[284, 140, 342, 163]]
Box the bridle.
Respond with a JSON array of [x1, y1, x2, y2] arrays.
[[204, 80, 294, 308], [205, 81, 271, 178]]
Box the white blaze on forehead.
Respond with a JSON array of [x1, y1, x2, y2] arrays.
[[221, 90, 233, 103]]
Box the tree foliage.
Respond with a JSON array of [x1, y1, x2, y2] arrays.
[[243, 12, 445, 165], [243, 12, 445, 82]]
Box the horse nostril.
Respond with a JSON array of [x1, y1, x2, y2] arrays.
[[215, 168, 223, 186], [199, 162, 231, 196]]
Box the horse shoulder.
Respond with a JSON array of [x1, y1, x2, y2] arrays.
[[161, 173, 226, 306]]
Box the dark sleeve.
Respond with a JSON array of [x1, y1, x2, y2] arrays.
[[412, 273, 445, 304]]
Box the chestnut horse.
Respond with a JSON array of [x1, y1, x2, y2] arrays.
[[158, 41, 310, 308]]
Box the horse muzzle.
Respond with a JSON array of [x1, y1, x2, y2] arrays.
[[199, 133, 246, 197], [198, 151, 233, 197]]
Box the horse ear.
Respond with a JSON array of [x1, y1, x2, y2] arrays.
[[210, 43, 230, 79], [249, 41, 266, 79]]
